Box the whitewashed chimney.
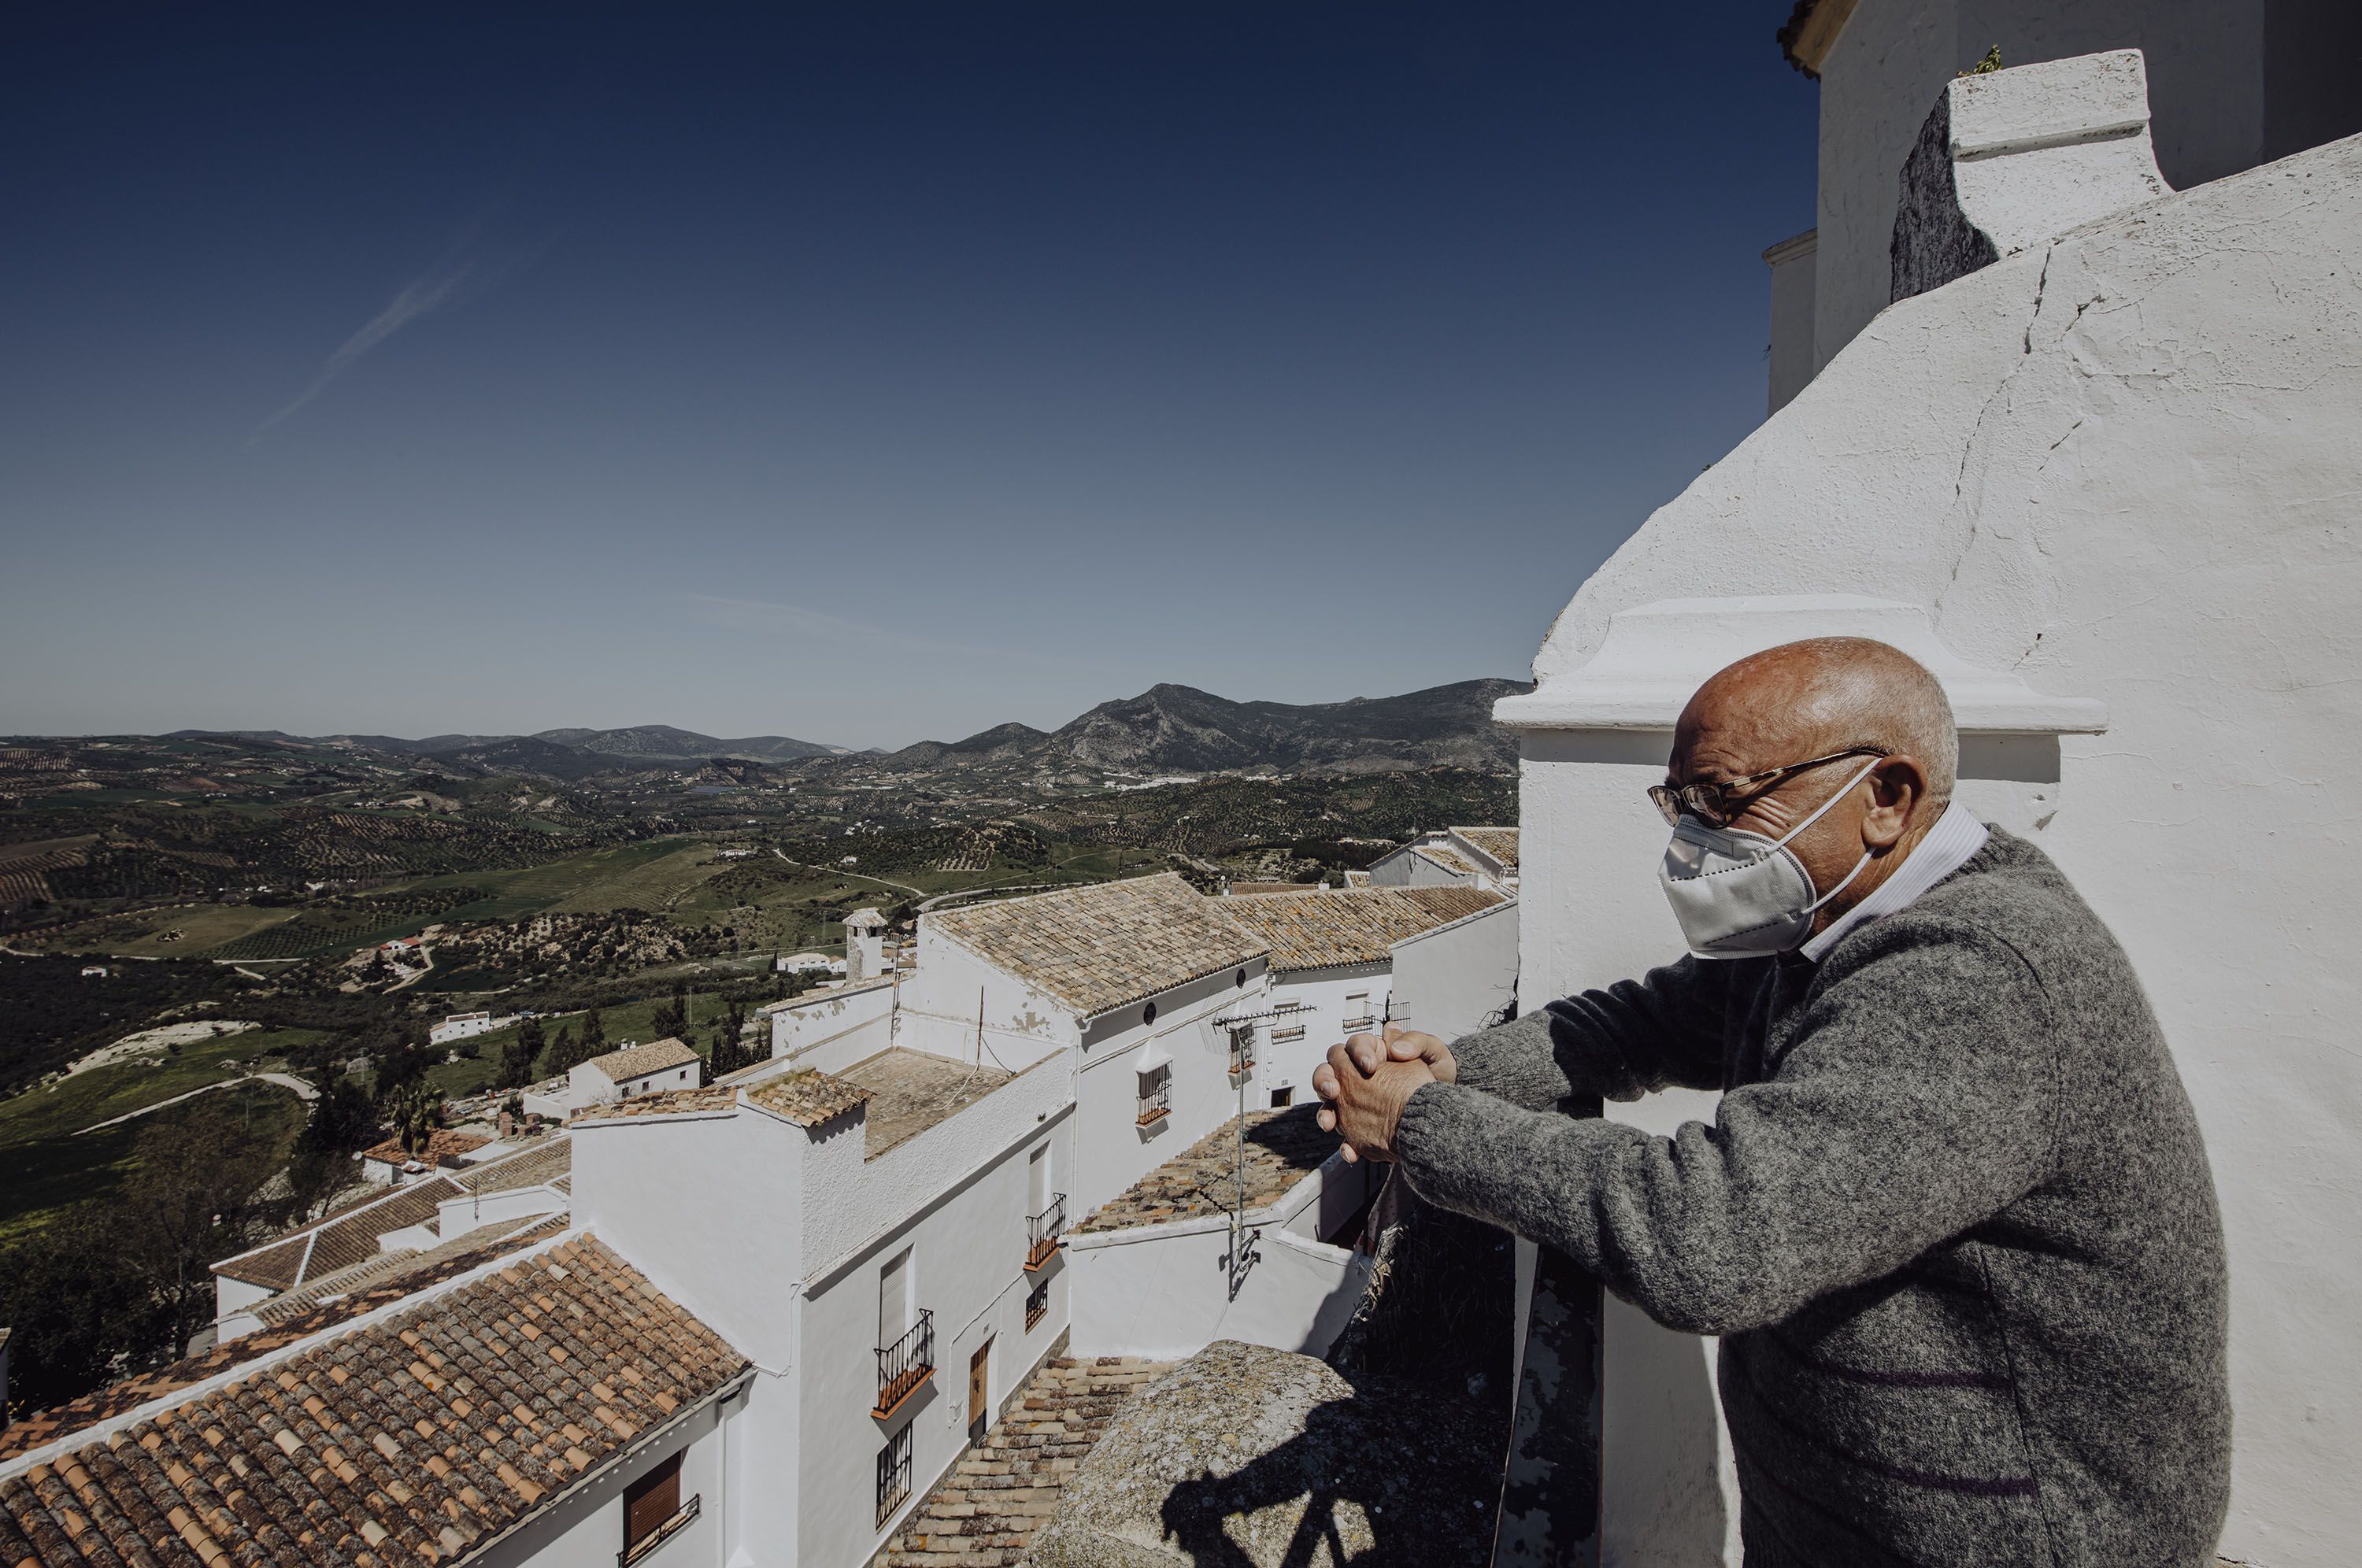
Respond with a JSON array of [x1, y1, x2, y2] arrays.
[[1891, 49, 2170, 305], [844, 907, 887, 982]]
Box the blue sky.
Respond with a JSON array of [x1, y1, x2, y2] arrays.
[[0, 4, 1816, 749]]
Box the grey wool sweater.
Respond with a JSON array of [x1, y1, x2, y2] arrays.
[[1394, 829, 2230, 1567]]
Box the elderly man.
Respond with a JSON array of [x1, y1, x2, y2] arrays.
[[1315, 638, 2229, 1566]]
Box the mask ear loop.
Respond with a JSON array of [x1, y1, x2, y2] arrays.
[[1770, 756, 1885, 913]]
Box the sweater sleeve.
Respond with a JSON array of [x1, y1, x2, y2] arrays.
[[1395, 918, 2059, 1335], [1448, 954, 1736, 1111]]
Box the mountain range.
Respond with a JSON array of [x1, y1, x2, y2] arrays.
[[163, 678, 1529, 783], [853, 679, 1528, 780]]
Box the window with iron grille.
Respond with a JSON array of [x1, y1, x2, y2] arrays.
[[1136, 1064, 1171, 1126], [876, 1425, 913, 1525], [1272, 1024, 1307, 1042], [1026, 1276, 1050, 1331]]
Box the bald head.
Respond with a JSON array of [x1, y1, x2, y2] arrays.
[[1680, 638, 1957, 804]]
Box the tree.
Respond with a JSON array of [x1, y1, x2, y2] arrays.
[[580, 1006, 605, 1049], [124, 1100, 280, 1355], [386, 1081, 444, 1158], [0, 1207, 166, 1414], [498, 1033, 538, 1089]]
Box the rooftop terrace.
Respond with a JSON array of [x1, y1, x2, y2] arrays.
[[1075, 1104, 1338, 1233], [837, 1048, 1014, 1159]]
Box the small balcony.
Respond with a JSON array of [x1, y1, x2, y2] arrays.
[[1027, 1193, 1067, 1270], [1135, 1076, 1171, 1126], [875, 1308, 935, 1418], [1228, 1031, 1256, 1075]]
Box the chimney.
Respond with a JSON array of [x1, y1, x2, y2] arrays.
[[1892, 49, 2170, 306]]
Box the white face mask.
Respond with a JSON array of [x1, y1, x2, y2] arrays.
[[1657, 756, 1882, 960]]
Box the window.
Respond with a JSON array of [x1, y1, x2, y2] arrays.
[[1136, 1064, 1172, 1126], [879, 1248, 910, 1348], [876, 1426, 913, 1525], [1272, 1024, 1307, 1043], [1343, 992, 1375, 1031], [1227, 1026, 1255, 1074], [621, 1452, 697, 1566], [1142, 1000, 1157, 1026], [1269, 1086, 1294, 1109], [1025, 1276, 1050, 1330]]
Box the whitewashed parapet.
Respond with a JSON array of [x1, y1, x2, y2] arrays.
[[1892, 49, 2169, 305], [1493, 595, 2107, 735]]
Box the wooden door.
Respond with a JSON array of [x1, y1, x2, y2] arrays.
[[968, 1339, 993, 1440]]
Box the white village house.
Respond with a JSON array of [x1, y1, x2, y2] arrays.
[[1364, 824, 1520, 893], [517, 1037, 705, 1121]]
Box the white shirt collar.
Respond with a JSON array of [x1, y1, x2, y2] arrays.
[[1800, 802, 1990, 962]]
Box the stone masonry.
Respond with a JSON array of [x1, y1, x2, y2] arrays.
[[881, 1356, 1171, 1568]]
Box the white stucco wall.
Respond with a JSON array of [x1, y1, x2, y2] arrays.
[[476, 1397, 735, 1568], [1809, 0, 2280, 375], [1260, 963, 1390, 1105], [1511, 110, 2362, 1566], [1072, 963, 1270, 1216], [1063, 1161, 1373, 1362], [1763, 230, 1819, 415], [571, 1103, 810, 1374], [1386, 899, 1520, 1043], [893, 930, 1077, 1071], [767, 979, 898, 1072], [794, 1096, 1076, 1568]]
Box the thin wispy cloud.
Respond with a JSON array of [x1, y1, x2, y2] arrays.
[[252, 245, 522, 439]]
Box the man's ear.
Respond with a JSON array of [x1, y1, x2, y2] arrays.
[[1862, 755, 1928, 849]]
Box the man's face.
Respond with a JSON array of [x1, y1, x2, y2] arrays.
[[1668, 665, 1873, 907]]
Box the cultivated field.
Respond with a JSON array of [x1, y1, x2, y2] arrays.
[[0, 1026, 322, 1238]]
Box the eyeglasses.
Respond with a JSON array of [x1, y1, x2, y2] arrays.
[[1647, 747, 1889, 829]]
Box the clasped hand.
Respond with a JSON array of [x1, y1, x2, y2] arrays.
[[1311, 1025, 1455, 1163]]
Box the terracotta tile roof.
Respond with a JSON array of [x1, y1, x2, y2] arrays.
[[0, 1235, 746, 1566], [249, 1216, 568, 1330], [571, 1085, 737, 1124], [1227, 881, 1312, 897], [1074, 1106, 1338, 1233], [212, 1178, 465, 1291], [1391, 886, 1509, 926], [1409, 841, 1482, 877], [927, 873, 1265, 1018], [1214, 887, 1505, 972], [582, 1037, 700, 1082], [451, 1135, 571, 1196], [2, 1218, 575, 1464], [1449, 827, 1519, 874], [742, 1070, 871, 1128], [358, 1129, 491, 1170], [1342, 870, 1372, 887]]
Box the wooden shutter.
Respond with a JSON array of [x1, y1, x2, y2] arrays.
[[969, 1340, 992, 1429], [624, 1452, 683, 1550]]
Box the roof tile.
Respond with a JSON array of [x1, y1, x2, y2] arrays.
[[581, 1037, 700, 1082], [927, 873, 1265, 1017], [1215, 886, 1504, 971]]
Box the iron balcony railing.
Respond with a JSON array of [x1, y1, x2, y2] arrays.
[[874, 1308, 935, 1418], [1027, 1193, 1067, 1270], [618, 1495, 700, 1568]]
